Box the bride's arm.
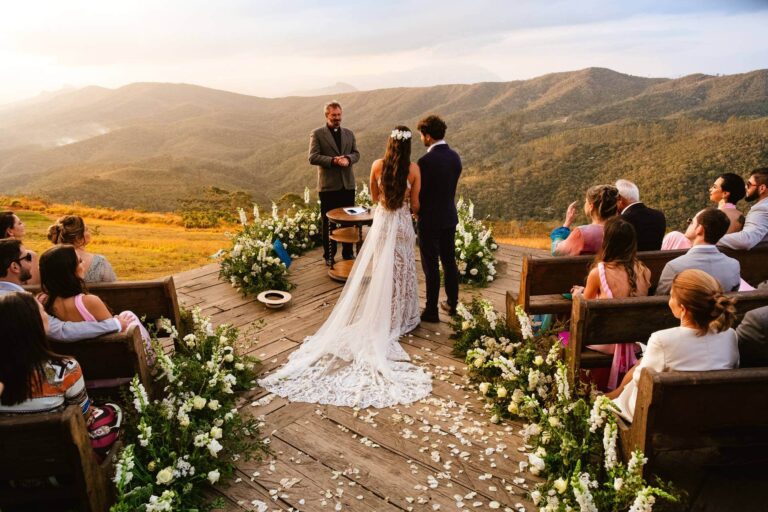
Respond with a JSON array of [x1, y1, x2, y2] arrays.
[[409, 164, 421, 215], [370, 160, 382, 203]]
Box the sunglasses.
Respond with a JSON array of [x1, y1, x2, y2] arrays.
[[15, 253, 33, 263]]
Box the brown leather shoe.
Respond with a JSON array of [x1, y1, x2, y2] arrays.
[[440, 300, 457, 316]]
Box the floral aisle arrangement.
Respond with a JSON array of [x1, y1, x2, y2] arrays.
[[454, 299, 678, 511], [455, 198, 498, 286], [110, 309, 267, 512], [218, 187, 322, 295]]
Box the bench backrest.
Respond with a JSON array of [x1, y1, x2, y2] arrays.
[[621, 367, 768, 468], [566, 290, 768, 381], [0, 406, 112, 511], [517, 246, 768, 313]]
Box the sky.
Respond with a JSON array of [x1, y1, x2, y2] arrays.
[[1, 0, 767, 105]]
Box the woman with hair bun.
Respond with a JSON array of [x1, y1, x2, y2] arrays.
[[610, 269, 739, 421], [48, 215, 116, 283], [1, 210, 40, 285], [551, 184, 619, 256]]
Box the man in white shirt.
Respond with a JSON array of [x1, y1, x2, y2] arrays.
[[656, 208, 740, 295], [0, 239, 126, 340], [718, 168, 768, 250]]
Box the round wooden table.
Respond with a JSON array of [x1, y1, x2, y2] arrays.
[[325, 206, 374, 282]]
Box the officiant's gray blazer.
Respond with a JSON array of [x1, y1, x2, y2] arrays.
[[308, 126, 360, 192]]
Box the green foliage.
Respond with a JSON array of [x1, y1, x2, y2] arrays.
[[179, 187, 253, 228], [110, 309, 266, 512]]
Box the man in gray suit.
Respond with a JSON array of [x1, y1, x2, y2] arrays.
[[0, 239, 126, 340], [737, 305, 768, 367], [718, 167, 768, 250], [308, 101, 360, 265], [656, 208, 740, 295]]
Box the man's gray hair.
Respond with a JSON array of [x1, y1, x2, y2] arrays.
[[615, 179, 640, 203], [324, 101, 342, 114]]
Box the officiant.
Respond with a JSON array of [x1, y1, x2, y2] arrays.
[[308, 101, 360, 266]]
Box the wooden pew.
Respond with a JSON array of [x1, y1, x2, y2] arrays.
[[566, 289, 768, 384], [50, 325, 155, 398], [507, 246, 768, 318], [0, 405, 120, 512], [619, 367, 768, 474]]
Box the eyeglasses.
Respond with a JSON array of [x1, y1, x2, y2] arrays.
[[15, 253, 32, 263]]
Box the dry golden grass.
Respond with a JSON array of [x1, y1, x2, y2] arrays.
[[495, 236, 550, 250], [3, 197, 230, 280]]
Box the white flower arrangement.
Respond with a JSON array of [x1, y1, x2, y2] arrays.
[[455, 198, 498, 286]]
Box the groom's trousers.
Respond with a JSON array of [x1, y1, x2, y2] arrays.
[[418, 225, 459, 314]]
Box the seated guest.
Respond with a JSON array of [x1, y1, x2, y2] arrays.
[[571, 217, 651, 390], [551, 184, 619, 256], [48, 215, 116, 283], [615, 179, 666, 251], [662, 173, 746, 249], [0, 292, 122, 460], [0, 239, 125, 340], [39, 245, 154, 363], [609, 269, 739, 422], [1, 210, 40, 285], [718, 168, 768, 250], [655, 208, 740, 295], [737, 305, 768, 368]]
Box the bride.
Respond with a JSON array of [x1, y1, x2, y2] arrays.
[[259, 126, 432, 408]]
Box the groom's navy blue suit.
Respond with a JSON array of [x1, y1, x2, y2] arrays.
[[417, 143, 462, 316]]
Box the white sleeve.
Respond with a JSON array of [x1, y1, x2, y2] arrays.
[[633, 332, 666, 385]]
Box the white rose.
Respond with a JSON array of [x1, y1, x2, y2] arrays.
[[208, 469, 221, 484], [210, 426, 223, 439], [208, 438, 223, 457], [496, 386, 508, 398], [192, 396, 207, 410], [531, 490, 541, 505], [476, 251, 483, 257], [207, 399, 221, 411], [554, 478, 567, 494], [224, 354, 234, 363], [507, 402, 519, 414], [478, 382, 491, 395], [469, 268, 478, 276], [613, 477, 623, 491], [534, 355, 544, 366], [156, 467, 174, 485]]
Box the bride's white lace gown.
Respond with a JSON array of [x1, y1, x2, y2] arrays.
[[258, 186, 431, 408]]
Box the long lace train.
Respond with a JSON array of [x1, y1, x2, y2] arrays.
[[258, 202, 430, 408]]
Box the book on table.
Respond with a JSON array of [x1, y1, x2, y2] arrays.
[[343, 206, 367, 215]]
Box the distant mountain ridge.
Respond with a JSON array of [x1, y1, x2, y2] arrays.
[[1, 67, 766, 227]]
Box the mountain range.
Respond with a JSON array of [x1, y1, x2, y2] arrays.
[[1, 67, 766, 228]]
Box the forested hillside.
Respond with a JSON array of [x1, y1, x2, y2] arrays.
[[1, 67, 766, 227]]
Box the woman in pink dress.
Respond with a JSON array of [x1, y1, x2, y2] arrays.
[[571, 217, 651, 390], [662, 173, 746, 250], [551, 184, 619, 256]]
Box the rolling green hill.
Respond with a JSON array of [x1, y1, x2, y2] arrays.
[[1, 67, 766, 228]]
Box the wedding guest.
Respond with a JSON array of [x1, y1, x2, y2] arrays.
[[718, 168, 768, 250], [571, 217, 651, 390], [0, 239, 126, 340], [609, 269, 738, 422], [1, 210, 40, 285], [48, 215, 116, 283], [615, 179, 666, 251], [308, 101, 360, 266], [737, 306, 768, 368], [551, 184, 619, 256], [655, 208, 740, 295], [0, 292, 122, 460], [39, 245, 153, 363], [661, 173, 746, 250]]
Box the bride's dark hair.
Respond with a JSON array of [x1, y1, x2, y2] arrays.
[[381, 125, 412, 211]]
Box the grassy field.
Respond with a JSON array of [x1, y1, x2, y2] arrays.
[[5, 200, 229, 280], [4, 196, 550, 279]]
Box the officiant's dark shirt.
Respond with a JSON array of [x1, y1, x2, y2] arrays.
[[327, 125, 342, 152]]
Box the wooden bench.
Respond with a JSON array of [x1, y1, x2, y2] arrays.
[[618, 367, 768, 474], [566, 289, 768, 384], [507, 246, 768, 317], [51, 324, 156, 398], [0, 405, 120, 512]]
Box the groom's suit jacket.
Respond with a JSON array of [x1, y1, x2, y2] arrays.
[[308, 126, 360, 193], [417, 143, 462, 231]]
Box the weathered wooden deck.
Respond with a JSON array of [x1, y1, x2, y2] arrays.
[[174, 244, 546, 512]]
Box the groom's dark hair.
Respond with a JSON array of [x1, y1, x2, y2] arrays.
[[417, 115, 447, 140]]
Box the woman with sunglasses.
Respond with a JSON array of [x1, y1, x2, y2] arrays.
[[0, 211, 40, 285], [38, 245, 154, 364]]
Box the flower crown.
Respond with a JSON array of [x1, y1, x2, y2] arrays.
[[390, 129, 412, 141]]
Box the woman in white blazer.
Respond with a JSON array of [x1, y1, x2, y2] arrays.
[[609, 269, 739, 422]]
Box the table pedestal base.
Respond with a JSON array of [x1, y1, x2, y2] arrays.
[[328, 260, 355, 282]]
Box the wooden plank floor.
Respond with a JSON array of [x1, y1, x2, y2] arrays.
[[175, 244, 546, 512]]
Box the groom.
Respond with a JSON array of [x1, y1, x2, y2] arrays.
[[416, 115, 462, 323]]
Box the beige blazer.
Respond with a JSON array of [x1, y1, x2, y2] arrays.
[[308, 125, 360, 192]]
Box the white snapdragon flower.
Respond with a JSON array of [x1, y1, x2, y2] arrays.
[[603, 421, 618, 470], [146, 490, 176, 512], [130, 376, 149, 413], [113, 444, 136, 485], [138, 419, 152, 447], [629, 487, 656, 512], [628, 450, 649, 475]]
